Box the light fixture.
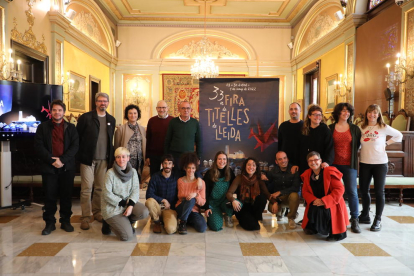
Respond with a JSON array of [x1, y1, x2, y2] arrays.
[[0, 48, 23, 81], [130, 82, 147, 106], [287, 42, 293, 50], [190, 0, 219, 79], [334, 74, 351, 98], [395, 0, 406, 6], [334, 11, 344, 21], [340, 0, 347, 8], [64, 0, 70, 5], [115, 40, 122, 47], [65, 9, 76, 20]]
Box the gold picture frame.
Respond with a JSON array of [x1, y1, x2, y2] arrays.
[[325, 74, 338, 113], [68, 71, 86, 112]]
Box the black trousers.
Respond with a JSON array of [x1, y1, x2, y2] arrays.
[[359, 162, 388, 220], [235, 194, 267, 231], [148, 155, 162, 176], [42, 170, 75, 223]]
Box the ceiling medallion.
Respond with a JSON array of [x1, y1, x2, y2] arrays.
[[10, 0, 47, 54]]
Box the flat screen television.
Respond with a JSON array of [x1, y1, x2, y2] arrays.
[[0, 80, 63, 141]]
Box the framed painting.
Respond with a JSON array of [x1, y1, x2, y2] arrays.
[[325, 74, 337, 113], [68, 71, 86, 112]]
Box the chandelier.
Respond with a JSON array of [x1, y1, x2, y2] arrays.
[[190, 0, 219, 79]]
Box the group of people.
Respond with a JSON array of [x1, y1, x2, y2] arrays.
[[35, 91, 402, 242]]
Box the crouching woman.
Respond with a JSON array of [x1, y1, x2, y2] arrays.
[[301, 151, 349, 241], [102, 147, 149, 241]]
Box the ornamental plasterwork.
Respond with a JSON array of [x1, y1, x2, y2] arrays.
[[304, 14, 337, 50], [405, 10, 414, 117], [72, 11, 104, 49], [10, 0, 47, 54], [169, 36, 239, 59]]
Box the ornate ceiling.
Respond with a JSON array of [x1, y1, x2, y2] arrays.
[[95, 0, 317, 26]]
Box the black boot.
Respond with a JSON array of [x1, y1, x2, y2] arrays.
[[358, 213, 371, 224], [178, 220, 187, 235], [42, 222, 56, 235], [370, 218, 381, 232], [101, 219, 111, 235], [350, 218, 361, 233], [61, 221, 74, 232]]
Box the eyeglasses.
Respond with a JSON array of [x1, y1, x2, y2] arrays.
[[308, 158, 320, 163], [181, 107, 191, 110], [96, 100, 108, 103], [156, 107, 167, 109], [311, 113, 322, 117]]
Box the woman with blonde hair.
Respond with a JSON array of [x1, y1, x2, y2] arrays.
[[101, 147, 149, 241], [299, 104, 334, 175], [359, 104, 402, 231]]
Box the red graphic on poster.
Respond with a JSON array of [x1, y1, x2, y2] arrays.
[[248, 121, 278, 152]]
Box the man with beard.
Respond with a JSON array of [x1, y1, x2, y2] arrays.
[[77, 92, 116, 230], [35, 100, 79, 235], [145, 154, 179, 234]]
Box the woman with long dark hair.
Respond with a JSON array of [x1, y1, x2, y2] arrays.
[[299, 104, 334, 175], [329, 103, 361, 233], [359, 104, 402, 231], [226, 157, 275, 231], [203, 151, 235, 231]]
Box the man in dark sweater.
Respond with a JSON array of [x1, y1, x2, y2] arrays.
[[262, 151, 300, 229], [35, 100, 79, 235], [278, 102, 303, 174], [145, 154, 179, 234], [164, 101, 202, 167], [146, 100, 173, 176]]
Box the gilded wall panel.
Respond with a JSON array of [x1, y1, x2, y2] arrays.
[[405, 9, 414, 120], [122, 74, 152, 126], [55, 40, 62, 85], [346, 43, 354, 104]]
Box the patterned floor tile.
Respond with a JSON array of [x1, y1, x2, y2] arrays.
[[341, 243, 390, 256], [131, 242, 171, 256], [17, 242, 68, 256], [240, 243, 279, 256]]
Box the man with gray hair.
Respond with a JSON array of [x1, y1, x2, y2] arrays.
[[77, 92, 116, 230], [145, 100, 173, 176]]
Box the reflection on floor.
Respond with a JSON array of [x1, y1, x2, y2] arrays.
[[1, 196, 414, 275]]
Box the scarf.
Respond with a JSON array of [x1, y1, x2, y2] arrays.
[[240, 174, 260, 203], [128, 122, 139, 135], [113, 161, 133, 183]]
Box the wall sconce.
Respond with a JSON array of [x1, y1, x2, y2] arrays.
[[287, 42, 293, 50], [334, 74, 351, 97], [0, 48, 23, 82], [340, 0, 348, 8], [130, 82, 147, 106], [385, 53, 414, 89], [65, 9, 76, 20]]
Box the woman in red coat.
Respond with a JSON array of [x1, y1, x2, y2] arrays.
[[301, 151, 349, 241]]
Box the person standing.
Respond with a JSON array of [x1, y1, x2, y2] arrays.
[[359, 104, 402, 231], [164, 101, 202, 167], [77, 92, 116, 230], [262, 151, 300, 229], [114, 104, 146, 176], [35, 100, 79, 235], [278, 102, 303, 173], [146, 100, 173, 176], [329, 103, 361, 233], [299, 104, 334, 175]]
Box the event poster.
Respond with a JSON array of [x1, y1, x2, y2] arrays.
[[199, 78, 279, 175]]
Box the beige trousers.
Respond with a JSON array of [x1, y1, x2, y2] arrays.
[[80, 160, 108, 221], [145, 198, 178, 234], [268, 192, 300, 220]]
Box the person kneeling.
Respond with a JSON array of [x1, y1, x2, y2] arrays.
[[301, 151, 349, 241], [101, 147, 149, 241]]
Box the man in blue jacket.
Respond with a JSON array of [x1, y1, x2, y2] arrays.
[[35, 100, 79, 235], [145, 154, 179, 234]]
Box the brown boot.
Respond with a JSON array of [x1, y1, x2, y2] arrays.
[[153, 220, 162, 233]]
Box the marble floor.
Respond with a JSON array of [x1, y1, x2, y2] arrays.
[[1, 194, 414, 276]]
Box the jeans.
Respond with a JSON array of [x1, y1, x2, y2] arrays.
[[176, 198, 206, 232], [359, 162, 388, 220], [333, 164, 359, 219]]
